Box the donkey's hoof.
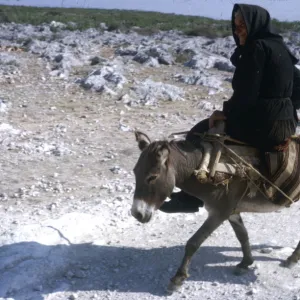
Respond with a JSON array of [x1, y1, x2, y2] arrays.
[[281, 259, 297, 269], [166, 281, 181, 294], [167, 274, 187, 294], [233, 266, 249, 276]]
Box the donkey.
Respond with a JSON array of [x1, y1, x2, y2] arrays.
[[131, 131, 300, 293]]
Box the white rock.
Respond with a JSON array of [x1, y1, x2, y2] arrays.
[[128, 79, 185, 106]]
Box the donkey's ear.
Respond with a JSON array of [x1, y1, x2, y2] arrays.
[[135, 131, 151, 151], [157, 144, 170, 166]]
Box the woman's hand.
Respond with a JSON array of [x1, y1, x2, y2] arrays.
[[209, 110, 226, 129]]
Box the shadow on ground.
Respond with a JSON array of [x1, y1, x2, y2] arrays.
[[0, 241, 287, 299]]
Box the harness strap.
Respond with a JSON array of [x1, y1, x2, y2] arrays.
[[217, 138, 295, 205]]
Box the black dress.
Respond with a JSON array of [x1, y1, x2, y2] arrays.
[[187, 4, 299, 152]]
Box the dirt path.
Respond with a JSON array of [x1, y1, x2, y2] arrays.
[[0, 50, 299, 300]]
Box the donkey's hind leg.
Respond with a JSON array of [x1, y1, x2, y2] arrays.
[[284, 241, 300, 269], [228, 213, 254, 275], [167, 213, 227, 293]]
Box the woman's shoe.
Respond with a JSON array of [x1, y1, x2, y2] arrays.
[[159, 191, 204, 213]]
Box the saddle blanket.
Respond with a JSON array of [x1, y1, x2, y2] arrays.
[[202, 137, 300, 206], [264, 138, 300, 206]]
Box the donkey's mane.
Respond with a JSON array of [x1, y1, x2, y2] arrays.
[[146, 139, 192, 152], [170, 139, 201, 154], [146, 140, 170, 153]]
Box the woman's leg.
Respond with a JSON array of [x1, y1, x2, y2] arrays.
[[186, 118, 210, 143]]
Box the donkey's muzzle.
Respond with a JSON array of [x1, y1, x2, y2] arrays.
[[131, 199, 154, 223]]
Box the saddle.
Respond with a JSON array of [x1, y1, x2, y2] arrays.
[[169, 121, 300, 206], [191, 121, 300, 207], [192, 121, 259, 182]]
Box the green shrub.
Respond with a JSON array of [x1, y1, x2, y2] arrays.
[[107, 22, 120, 31], [0, 4, 298, 36], [175, 51, 194, 64], [132, 27, 160, 35]]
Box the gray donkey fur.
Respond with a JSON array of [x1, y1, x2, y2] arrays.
[[131, 131, 300, 293]]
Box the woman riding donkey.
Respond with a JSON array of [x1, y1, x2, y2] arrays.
[[161, 3, 300, 213]]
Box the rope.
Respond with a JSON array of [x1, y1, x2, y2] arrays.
[[169, 131, 249, 145], [220, 140, 294, 205], [168, 131, 189, 138], [228, 152, 271, 201], [232, 184, 249, 215]]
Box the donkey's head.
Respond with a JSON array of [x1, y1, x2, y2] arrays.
[[131, 131, 176, 223]]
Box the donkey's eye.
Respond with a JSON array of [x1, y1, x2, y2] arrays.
[[146, 175, 158, 184]]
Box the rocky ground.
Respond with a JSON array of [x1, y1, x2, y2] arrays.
[[0, 21, 300, 300]]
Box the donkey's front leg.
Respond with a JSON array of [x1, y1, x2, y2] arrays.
[[284, 241, 300, 268], [228, 213, 254, 275], [168, 213, 227, 293]]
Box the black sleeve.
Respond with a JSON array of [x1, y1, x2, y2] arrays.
[[292, 66, 300, 109], [224, 42, 266, 115]]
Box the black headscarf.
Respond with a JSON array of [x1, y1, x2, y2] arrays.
[[231, 3, 298, 65]]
